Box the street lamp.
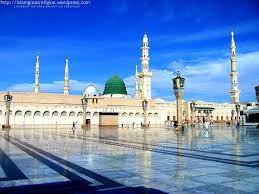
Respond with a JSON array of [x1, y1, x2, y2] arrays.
[[142, 99, 148, 128], [3, 91, 12, 129], [190, 101, 196, 126], [173, 69, 185, 130], [81, 95, 88, 128], [231, 109, 235, 125], [235, 103, 241, 125]]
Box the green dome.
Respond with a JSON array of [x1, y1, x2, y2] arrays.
[[103, 75, 128, 95]]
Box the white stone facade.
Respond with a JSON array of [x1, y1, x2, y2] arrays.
[[0, 93, 238, 128], [135, 34, 152, 99], [230, 32, 240, 103]]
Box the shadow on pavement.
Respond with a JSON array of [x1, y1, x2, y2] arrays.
[[0, 181, 168, 194]]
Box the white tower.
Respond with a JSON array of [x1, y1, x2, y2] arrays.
[[34, 54, 40, 94], [64, 57, 70, 95], [138, 33, 152, 99], [135, 65, 140, 98], [229, 31, 240, 103]]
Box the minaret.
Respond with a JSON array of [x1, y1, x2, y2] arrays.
[[135, 65, 140, 98], [138, 33, 152, 99], [34, 54, 40, 94], [141, 34, 150, 71], [230, 31, 240, 103], [64, 57, 70, 95]]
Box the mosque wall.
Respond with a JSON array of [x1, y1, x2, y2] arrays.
[[0, 92, 237, 128]]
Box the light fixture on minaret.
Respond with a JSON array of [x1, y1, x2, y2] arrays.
[[137, 33, 153, 99], [34, 53, 40, 94], [229, 31, 240, 104], [64, 57, 70, 95]]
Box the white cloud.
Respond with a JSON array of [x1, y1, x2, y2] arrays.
[[6, 50, 259, 103], [124, 51, 259, 102], [7, 79, 104, 95]]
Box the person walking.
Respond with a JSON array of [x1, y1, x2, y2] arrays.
[[72, 122, 76, 135], [204, 120, 209, 131]]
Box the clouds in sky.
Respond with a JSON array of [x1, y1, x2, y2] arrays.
[[7, 50, 259, 103], [7, 80, 104, 95], [124, 51, 259, 102]]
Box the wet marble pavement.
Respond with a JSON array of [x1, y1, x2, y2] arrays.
[[0, 125, 258, 193]]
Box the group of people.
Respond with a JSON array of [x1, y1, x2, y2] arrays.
[[121, 121, 151, 128]]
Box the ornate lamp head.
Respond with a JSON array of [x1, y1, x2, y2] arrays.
[[4, 91, 12, 102], [81, 95, 88, 109], [190, 101, 196, 111], [173, 69, 185, 90]]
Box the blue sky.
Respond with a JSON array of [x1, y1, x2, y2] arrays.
[[0, 0, 258, 102]]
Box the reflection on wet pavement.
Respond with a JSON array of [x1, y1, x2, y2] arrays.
[[0, 125, 258, 193]]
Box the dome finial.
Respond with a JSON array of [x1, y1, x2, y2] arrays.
[[177, 68, 180, 76], [143, 33, 148, 43]]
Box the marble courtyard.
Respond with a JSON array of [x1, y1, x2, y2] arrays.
[[0, 125, 258, 193]]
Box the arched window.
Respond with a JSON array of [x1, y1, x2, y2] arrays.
[[15, 110, 22, 116], [129, 112, 134, 117], [154, 113, 159, 117], [25, 111, 32, 116], [43, 111, 50, 116], [61, 111, 67, 116], [34, 111, 41, 116], [86, 111, 91, 116], [122, 112, 127, 117], [148, 113, 153, 117], [77, 112, 83, 116], [93, 112, 98, 116], [52, 111, 59, 116], [135, 112, 140, 117], [69, 111, 76, 116]]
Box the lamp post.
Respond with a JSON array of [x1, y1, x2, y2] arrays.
[[190, 101, 196, 126], [173, 69, 185, 130], [235, 103, 241, 125], [3, 91, 12, 129], [142, 99, 148, 128], [81, 95, 88, 129], [231, 109, 235, 125]]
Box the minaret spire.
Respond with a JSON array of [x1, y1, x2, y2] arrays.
[[138, 33, 152, 99], [64, 56, 70, 95], [229, 31, 240, 103], [34, 53, 40, 94], [141, 33, 150, 71]]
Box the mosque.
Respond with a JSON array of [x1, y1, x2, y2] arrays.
[[0, 33, 249, 128]]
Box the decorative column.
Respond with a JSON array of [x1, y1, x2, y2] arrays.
[[190, 101, 196, 126], [231, 109, 235, 125], [173, 69, 185, 130], [142, 99, 148, 128], [236, 103, 241, 124], [81, 95, 88, 128], [3, 91, 13, 129]]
